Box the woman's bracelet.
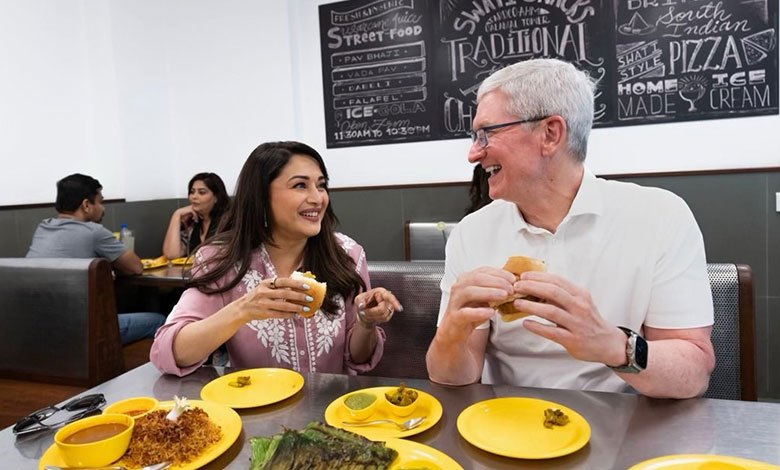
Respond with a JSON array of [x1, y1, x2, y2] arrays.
[[357, 309, 377, 329]]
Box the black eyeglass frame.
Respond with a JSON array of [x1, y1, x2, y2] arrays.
[[467, 116, 549, 148], [12, 393, 106, 435]]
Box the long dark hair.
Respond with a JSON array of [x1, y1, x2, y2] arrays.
[[466, 165, 492, 214], [187, 141, 365, 318], [188, 172, 230, 220]]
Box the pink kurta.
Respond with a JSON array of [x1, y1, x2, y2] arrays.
[[150, 233, 385, 376]]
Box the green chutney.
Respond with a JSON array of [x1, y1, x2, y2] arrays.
[[345, 392, 376, 410]]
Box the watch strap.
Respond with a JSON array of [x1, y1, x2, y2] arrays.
[[608, 326, 644, 374]]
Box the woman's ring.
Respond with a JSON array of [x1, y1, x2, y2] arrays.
[[270, 276, 278, 289]]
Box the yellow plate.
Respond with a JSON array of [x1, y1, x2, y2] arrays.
[[170, 257, 194, 265], [141, 258, 168, 269], [385, 438, 463, 470], [627, 454, 780, 470], [39, 399, 242, 470], [200, 368, 304, 409], [324, 386, 442, 439], [457, 397, 590, 459]]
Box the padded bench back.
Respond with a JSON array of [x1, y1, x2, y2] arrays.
[[367, 261, 757, 401], [366, 261, 444, 379], [0, 258, 123, 386]]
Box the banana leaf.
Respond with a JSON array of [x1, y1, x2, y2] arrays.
[[250, 422, 398, 470]]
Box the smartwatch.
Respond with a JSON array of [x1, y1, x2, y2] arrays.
[[608, 326, 648, 374]]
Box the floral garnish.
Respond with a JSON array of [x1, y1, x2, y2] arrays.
[[166, 395, 191, 422]]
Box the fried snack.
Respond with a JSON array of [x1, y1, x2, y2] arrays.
[[489, 256, 547, 322], [142, 255, 168, 268], [290, 271, 326, 318], [543, 408, 569, 429], [228, 376, 251, 388], [384, 382, 418, 407], [121, 408, 221, 467]]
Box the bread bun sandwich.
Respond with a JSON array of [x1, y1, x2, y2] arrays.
[[290, 271, 327, 318], [489, 256, 547, 322]]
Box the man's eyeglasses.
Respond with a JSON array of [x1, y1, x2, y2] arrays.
[[12, 393, 106, 435], [467, 116, 549, 148]]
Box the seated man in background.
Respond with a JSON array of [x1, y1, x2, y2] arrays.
[[27, 173, 165, 344], [426, 58, 715, 399]]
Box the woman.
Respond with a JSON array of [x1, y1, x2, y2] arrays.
[[465, 165, 492, 215], [162, 172, 229, 259], [151, 142, 401, 376]]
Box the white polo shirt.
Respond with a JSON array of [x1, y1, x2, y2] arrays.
[[438, 170, 714, 392]]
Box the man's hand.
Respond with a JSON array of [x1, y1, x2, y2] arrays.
[[427, 266, 513, 386], [438, 266, 514, 342], [512, 271, 626, 366]]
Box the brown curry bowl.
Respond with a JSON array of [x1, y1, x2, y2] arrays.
[[54, 413, 134, 467]]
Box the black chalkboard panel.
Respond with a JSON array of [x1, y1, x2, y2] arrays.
[[319, 0, 437, 147], [319, 0, 778, 148], [612, 0, 778, 125], [433, 0, 615, 135]]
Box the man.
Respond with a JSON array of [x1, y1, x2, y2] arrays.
[[27, 173, 165, 344], [426, 59, 715, 398]]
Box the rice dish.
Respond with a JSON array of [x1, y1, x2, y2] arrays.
[[121, 408, 221, 467]]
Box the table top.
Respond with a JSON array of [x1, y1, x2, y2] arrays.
[[119, 264, 191, 288], [3, 363, 780, 470]]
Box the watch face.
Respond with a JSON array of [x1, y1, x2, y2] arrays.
[[634, 335, 648, 369]]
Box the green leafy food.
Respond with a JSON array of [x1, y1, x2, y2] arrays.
[[249, 422, 398, 470], [543, 408, 569, 429]]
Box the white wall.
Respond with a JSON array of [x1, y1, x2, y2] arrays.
[[109, 0, 298, 201], [0, 0, 124, 205], [1, 0, 778, 205], [1, 0, 296, 205]]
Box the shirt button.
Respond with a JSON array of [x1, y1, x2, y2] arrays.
[[299, 350, 305, 356]]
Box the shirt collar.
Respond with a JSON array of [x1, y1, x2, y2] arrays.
[[566, 167, 604, 219], [510, 167, 604, 233]]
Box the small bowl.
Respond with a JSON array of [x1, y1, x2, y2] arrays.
[[103, 396, 158, 419], [342, 391, 377, 421], [384, 388, 419, 417], [55, 413, 134, 467]]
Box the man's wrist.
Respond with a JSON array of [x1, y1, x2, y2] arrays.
[[605, 327, 629, 367], [607, 327, 648, 374], [438, 317, 472, 346]]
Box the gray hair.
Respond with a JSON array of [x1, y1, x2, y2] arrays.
[[477, 58, 595, 162]]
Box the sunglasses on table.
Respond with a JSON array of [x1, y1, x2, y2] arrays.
[[12, 393, 106, 436]]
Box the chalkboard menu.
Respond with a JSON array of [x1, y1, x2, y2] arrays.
[[613, 0, 778, 125], [319, 0, 778, 148], [319, 0, 436, 147]]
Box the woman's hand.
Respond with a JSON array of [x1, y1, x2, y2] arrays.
[[354, 288, 403, 326], [231, 276, 315, 323], [175, 205, 199, 227]]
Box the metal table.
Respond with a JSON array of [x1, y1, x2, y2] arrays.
[[3, 363, 779, 469], [119, 264, 191, 288]]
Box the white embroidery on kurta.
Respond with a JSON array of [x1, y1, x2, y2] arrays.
[[238, 242, 354, 372], [314, 297, 344, 357], [241, 267, 297, 367], [249, 318, 293, 365], [335, 232, 356, 253], [240, 269, 263, 293]]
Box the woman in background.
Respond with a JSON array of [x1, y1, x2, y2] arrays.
[[151, 141, 401, 376], [162, 172, 229, 259], [466, 165, 492, 214]]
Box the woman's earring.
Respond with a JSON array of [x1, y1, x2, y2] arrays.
[[263, 213, 268, 228]]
